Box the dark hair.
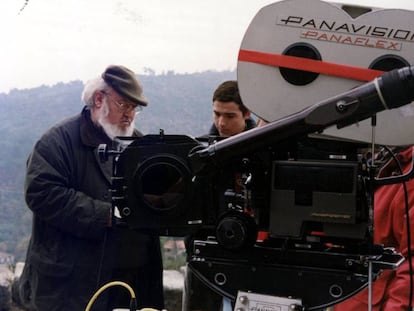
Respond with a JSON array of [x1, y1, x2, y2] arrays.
[[212, 80, 249, 115]]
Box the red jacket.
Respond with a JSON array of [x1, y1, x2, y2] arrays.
[[334, 147, 414, 310]]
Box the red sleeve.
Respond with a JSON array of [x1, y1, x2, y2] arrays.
[[379, 176, 414, 310]]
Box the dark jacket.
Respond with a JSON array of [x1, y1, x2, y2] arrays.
[[19, 107, 164, 311]]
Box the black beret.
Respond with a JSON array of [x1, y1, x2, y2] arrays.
[[102, 65, 148, 106]]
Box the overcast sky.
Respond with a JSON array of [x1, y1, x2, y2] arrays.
[[1, 0, 414, 93]]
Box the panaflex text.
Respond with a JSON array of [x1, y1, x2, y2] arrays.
[[277, 15, 414, 43], [301, 30, 401, 50]]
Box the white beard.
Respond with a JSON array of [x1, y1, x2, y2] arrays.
[[97, 99, 135, 140]]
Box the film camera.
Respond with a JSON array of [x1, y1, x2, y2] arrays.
[[100, 0, 414, 309]]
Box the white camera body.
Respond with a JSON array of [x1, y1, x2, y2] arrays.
[[238, 0, 414, 145]]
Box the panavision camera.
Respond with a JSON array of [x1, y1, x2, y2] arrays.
[[99, 0, 414, 309]]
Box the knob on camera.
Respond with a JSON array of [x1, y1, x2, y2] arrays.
[[216, 212, 258, 250]]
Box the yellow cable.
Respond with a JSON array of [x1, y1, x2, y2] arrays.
[[84, 280, 160, 311]]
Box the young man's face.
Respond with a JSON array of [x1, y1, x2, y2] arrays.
[[213, 100, 250, 137]]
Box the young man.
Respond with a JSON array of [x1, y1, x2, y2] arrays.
[[208, 80, 256, 137], [19, 65, 164, 311], [183, 80, 256, 311]]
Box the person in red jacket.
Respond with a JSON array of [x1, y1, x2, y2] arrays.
[[333, 147, 414, 310]]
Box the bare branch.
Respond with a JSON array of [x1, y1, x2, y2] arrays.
[[19, 0, 29, 15]]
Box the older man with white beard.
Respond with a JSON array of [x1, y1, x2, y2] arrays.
[[18, 65, 164, 311]]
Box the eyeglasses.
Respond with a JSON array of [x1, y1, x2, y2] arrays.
[[101, 90, 143, 114]]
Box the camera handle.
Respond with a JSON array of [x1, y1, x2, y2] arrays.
[[374, 146, 414, 186]]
